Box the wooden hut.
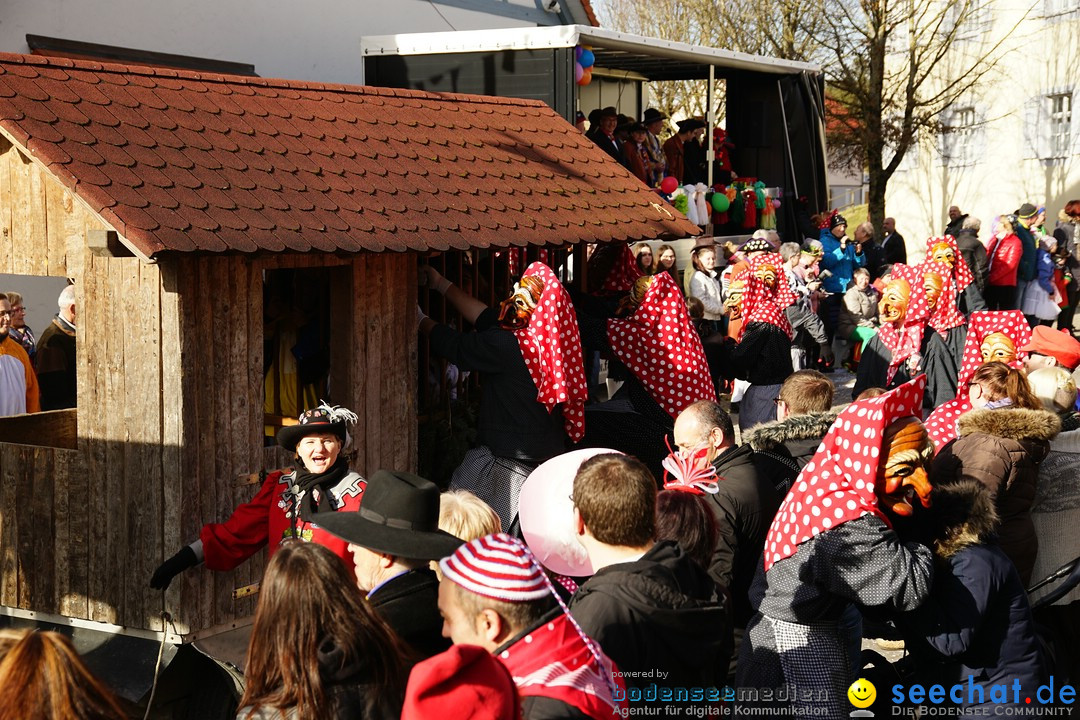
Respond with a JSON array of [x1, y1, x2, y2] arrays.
[[0, 53, 696, 640]]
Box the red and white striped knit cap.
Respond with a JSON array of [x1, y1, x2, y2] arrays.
[[440, 533, 550, 602]]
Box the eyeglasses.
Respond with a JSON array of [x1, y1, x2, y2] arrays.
[[0, 310, 11, 318], [773, 396, 785, 405]]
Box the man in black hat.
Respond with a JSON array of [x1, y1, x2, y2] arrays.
[[586, 106, 627, 168], [1015, 202, 1040, 292], [316, 470, 464, 661], [642, 108, 668, 186]]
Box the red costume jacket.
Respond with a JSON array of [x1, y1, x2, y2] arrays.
[[198, 469, 366, 574], [988, 233, 1023, 287]]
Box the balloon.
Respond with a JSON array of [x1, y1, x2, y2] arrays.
[[579, 49, 595, 68], [711, 193, 730, 212], [772, 198, 782, 209], [575, 45, 584, 60], [578, 67, 592, 86], [575, 62, 583, 83], [660, 176, 679, 194]]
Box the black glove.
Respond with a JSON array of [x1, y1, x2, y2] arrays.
[[150, 546, 198, 590]]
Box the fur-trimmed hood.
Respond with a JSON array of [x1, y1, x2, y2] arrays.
[[931, 479, 999, 558], [744, 411, 839, 453], [956, 407, 1061, 444]]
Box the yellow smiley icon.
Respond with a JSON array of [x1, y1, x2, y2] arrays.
[[848, 678, 876, 709]]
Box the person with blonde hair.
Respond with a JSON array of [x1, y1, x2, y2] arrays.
[[432, 490, 501, 579], [0, 631, 127, 720]]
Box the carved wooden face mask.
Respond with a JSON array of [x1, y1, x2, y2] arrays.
[[616, 275, 655, 317], [725, 279, 746, 319], [980, 332, 1016, 365], [929, 241, 956, 267], [879, 278, 912, 326], [754, 262, 779, 290], [923, 272, 944, 313], [876, 416, 934, 518], [497, 275, 545, 330]]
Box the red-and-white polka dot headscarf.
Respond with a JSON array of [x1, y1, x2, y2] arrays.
[[878, 264, 930, 384], [738, 254, 795, 340], [920, 260, 966, 333], [515, 262, 588, 442], [606, 272, 717, 418], [601, 243, 644, 295], [924, 310, 1031, 448], [925, 235, 974, 290], [763, 375, 927, 572]]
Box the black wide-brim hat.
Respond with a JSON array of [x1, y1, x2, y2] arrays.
[[314, 470, 464, 560], [677, 118, 707, 133], [643, 108, 667, 123], [277, 408, 349, 452]]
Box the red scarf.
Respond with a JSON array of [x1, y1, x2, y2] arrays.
[[877, 264, 930, 384], [607, 272, 717, 418], [926, 235, 975, 290], [920, 260, 966, 333], [514, 262, 588, 442], [498, 612, 627, 719], [764, 376, 926, 571]]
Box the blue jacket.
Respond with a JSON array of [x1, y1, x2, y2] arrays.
[[1036, 247, 1055, 294], [818, 228, 865, 293]]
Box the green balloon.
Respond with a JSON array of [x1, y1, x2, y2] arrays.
[[711, 193, 730, 212]]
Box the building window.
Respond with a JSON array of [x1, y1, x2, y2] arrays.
[[941, 106, 978, 167], [1044, 0, 1080, 19], [949, 0, 989, 40], [1050, 93, 1072, 157]]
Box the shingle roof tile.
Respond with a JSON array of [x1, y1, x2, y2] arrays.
[[0, 52, 698, 257]]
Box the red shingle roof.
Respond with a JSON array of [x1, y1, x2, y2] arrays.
[[0, 53, 697, 257]]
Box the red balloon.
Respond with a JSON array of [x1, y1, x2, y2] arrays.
[[660, 176, 678, 194]]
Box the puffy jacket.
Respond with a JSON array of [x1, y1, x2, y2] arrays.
[[931, 407, 1060, 584], [987, 233, 1022, 287], [1016, 223, 1038, 282], [818, 228, 866, 293], [954, 228, 988, 294], [837, 285, 878, 341]]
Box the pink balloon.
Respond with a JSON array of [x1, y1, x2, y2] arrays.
[[772, 198, 782, 209], [574, 62, 583, 83], [660, 176, 678, 194]]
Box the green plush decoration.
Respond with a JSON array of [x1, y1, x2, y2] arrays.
[[754, 181, 767, 210], [673, 193, 689, 214]]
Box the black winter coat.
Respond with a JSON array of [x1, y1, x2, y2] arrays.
[[955, 228, 989, 295], [569, 541, 731, 692], [853, 329, 958, 411], [368, 568, 450, 662], [706, 444, 783, 628]]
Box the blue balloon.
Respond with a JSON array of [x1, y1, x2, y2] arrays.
[[579, 49, 595, 68]]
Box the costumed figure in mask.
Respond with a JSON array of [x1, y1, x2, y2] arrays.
[[926, 235, 986, 315], [716, 252, 796, 432], [924, 311, 1031, 448], [736, 377, 936, 716], [149, 403, 367, 590], [420, 262, 587, 533], [853, 263, 958, 411], [576, 272, 717, 477], [921, 259, 969, 368]]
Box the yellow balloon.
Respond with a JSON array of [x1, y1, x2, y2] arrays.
[[848, 678, 877, 709]]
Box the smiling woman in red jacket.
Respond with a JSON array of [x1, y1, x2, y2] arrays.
[[986, 216, 1023, 311]]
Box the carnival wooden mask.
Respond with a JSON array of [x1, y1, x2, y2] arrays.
[[497, 275, 545, 330], [879, 278, 912, 326], [876, 416, 934, 518], [980, 332, 1017, 365], [725, 279, 746, 319], [753, 262, 779, 290], [929, 241, 956, 267], [923, 272, 944, 313], [616, 275, 655, 317]]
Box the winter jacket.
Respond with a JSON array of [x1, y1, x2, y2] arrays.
[[1016, 222, 1038, 282], [705, 444, 784, 628], [837, 285, 878, 341], [743, 411, 838, 472], [882, 231, 907, 266], [818, 229, 866, 293], [1035, 247, 1055, 294], [689, 269, 725, 319], [852, 330, 958, 411], [931, 407, 1060, 585], [569, 541, 731, 692], [897, 480, 1046, 710], [954, 228, 988, 294], [987, 232, 1022, 287], [719, 323, 794, 386], [945, 214, 968, 239], [236, 638, 402, 720], [1031, 424, 1080, 606], [367, 568, 450, 662]]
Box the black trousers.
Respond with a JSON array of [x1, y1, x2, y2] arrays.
[[985, 284, 1016, 311]]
